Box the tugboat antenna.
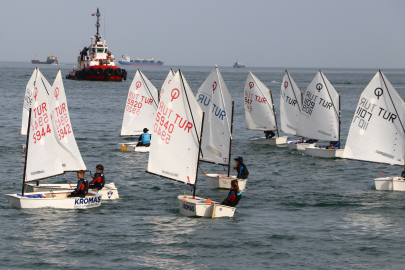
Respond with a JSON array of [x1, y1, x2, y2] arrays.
[[95, 8, 101, 42]]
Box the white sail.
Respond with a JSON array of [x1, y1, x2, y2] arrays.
[[343, 71, 405, 165], [244, 72, 277, 131], [21, 69, 52, 135], [296, 71, 340, 141], [49, 70, 87, 171], [120, 70, 159, 136], [147, 70, 203, 185], [280, 71, 302, 135], [25, 71, 64, 182], [196, 67, 233, 165]]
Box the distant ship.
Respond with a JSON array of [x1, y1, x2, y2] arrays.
[[233, 59, 245, 68], [31, 53, 58, 65], [118, 54, 163, 66]]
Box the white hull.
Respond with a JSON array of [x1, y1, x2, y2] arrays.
[[178, 195, 236, 218], [5, 190, 102, 209], [305, 146, 344, 158], [205, 173, 247, 190], [375, 177, 405, 191], [251, 136, 288, 145], [25, 183, 119, 200], [119, 142, 150, 152], [287, 141, 316, 151]]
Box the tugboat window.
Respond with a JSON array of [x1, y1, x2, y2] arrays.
[[97, 48, 104, 53], [92, 48, 96, 53]]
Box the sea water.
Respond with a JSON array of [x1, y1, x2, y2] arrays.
[[1, 62, 405, 269]]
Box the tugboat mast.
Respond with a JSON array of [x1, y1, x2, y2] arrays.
[[95, 8, 101, 42]]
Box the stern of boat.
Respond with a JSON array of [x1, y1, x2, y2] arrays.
[[251, 136, 288, 145], [305, 147, 344, 158]]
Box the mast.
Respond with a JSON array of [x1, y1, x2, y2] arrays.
[[22, 109, 31, 196], [95, 8, 101, 42], [338, 95, 341, 148], [227, 101, 234, 177], [270, 90, 280, 137], [193, 112, 205, 198]]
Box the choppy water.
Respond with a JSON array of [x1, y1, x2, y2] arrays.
[[1, 62, 405, 269]]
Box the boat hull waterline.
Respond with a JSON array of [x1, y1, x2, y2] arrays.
[[118, 143, 150, 152], [24, 183, 119, 200], [287, 141, 316, 151], [205, 173, 247, 190], [6, 190, 102, 209], [375, 177, 405, 191], [178, 195, 236, 218]]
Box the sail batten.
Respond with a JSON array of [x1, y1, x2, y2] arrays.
[[296, 71, 340, 140], [244, 72, 277, 131], [120, 70, 159, 136], [196, 67, 233, 164], [343, 71, 405, 165]]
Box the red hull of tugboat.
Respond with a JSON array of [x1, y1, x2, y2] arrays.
[[66, 65, 127, 82]]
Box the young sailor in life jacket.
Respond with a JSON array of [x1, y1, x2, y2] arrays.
[[233, 156, 249, 179], [137, 128, 151, 146], [68, 170, 89, 198], [221, 179, 242, 207], [89, 164, 105, 190]]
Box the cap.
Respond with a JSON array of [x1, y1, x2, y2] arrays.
[[234, 156, 243, 163], [143, 128, 149, 133]]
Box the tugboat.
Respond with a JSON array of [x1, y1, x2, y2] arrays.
[[233, 59, 245, 68], [31, 53, 58, 65], [66, 8, 127, 81], [118, 54, 164, 66]]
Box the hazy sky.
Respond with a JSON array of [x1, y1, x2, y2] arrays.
[[1, 0, 404, 68]]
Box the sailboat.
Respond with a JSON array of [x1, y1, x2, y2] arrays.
[[281, 70, 316, 150], [343, 70, 405, 190], [194, 67, 243, 189], [296, 71, 343, 158], [23, 70, 119, 200], [6, 69, 103, 209], [146, 70, 236, 218], [119, 69, 159, 152], [245, 72, 287, 145]]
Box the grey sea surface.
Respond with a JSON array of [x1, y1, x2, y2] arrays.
[[1, 62, 405, 269]]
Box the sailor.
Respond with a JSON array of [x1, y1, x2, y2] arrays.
[[401, 165, 405, 178], [89, 164, 105, 190], [327, 141, 339, 149], [264, 130, 276, 139], [68, 170, 89, 198], [138, 128, 151, 147], [233, 156, 249, 179], [221, 180, 242, 207]]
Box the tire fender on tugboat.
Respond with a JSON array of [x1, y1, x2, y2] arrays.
[[96, 68, 104, 76], [88, 67, 96, 75], [105, 67, 115, 76], [116, 68, 123, 76]]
